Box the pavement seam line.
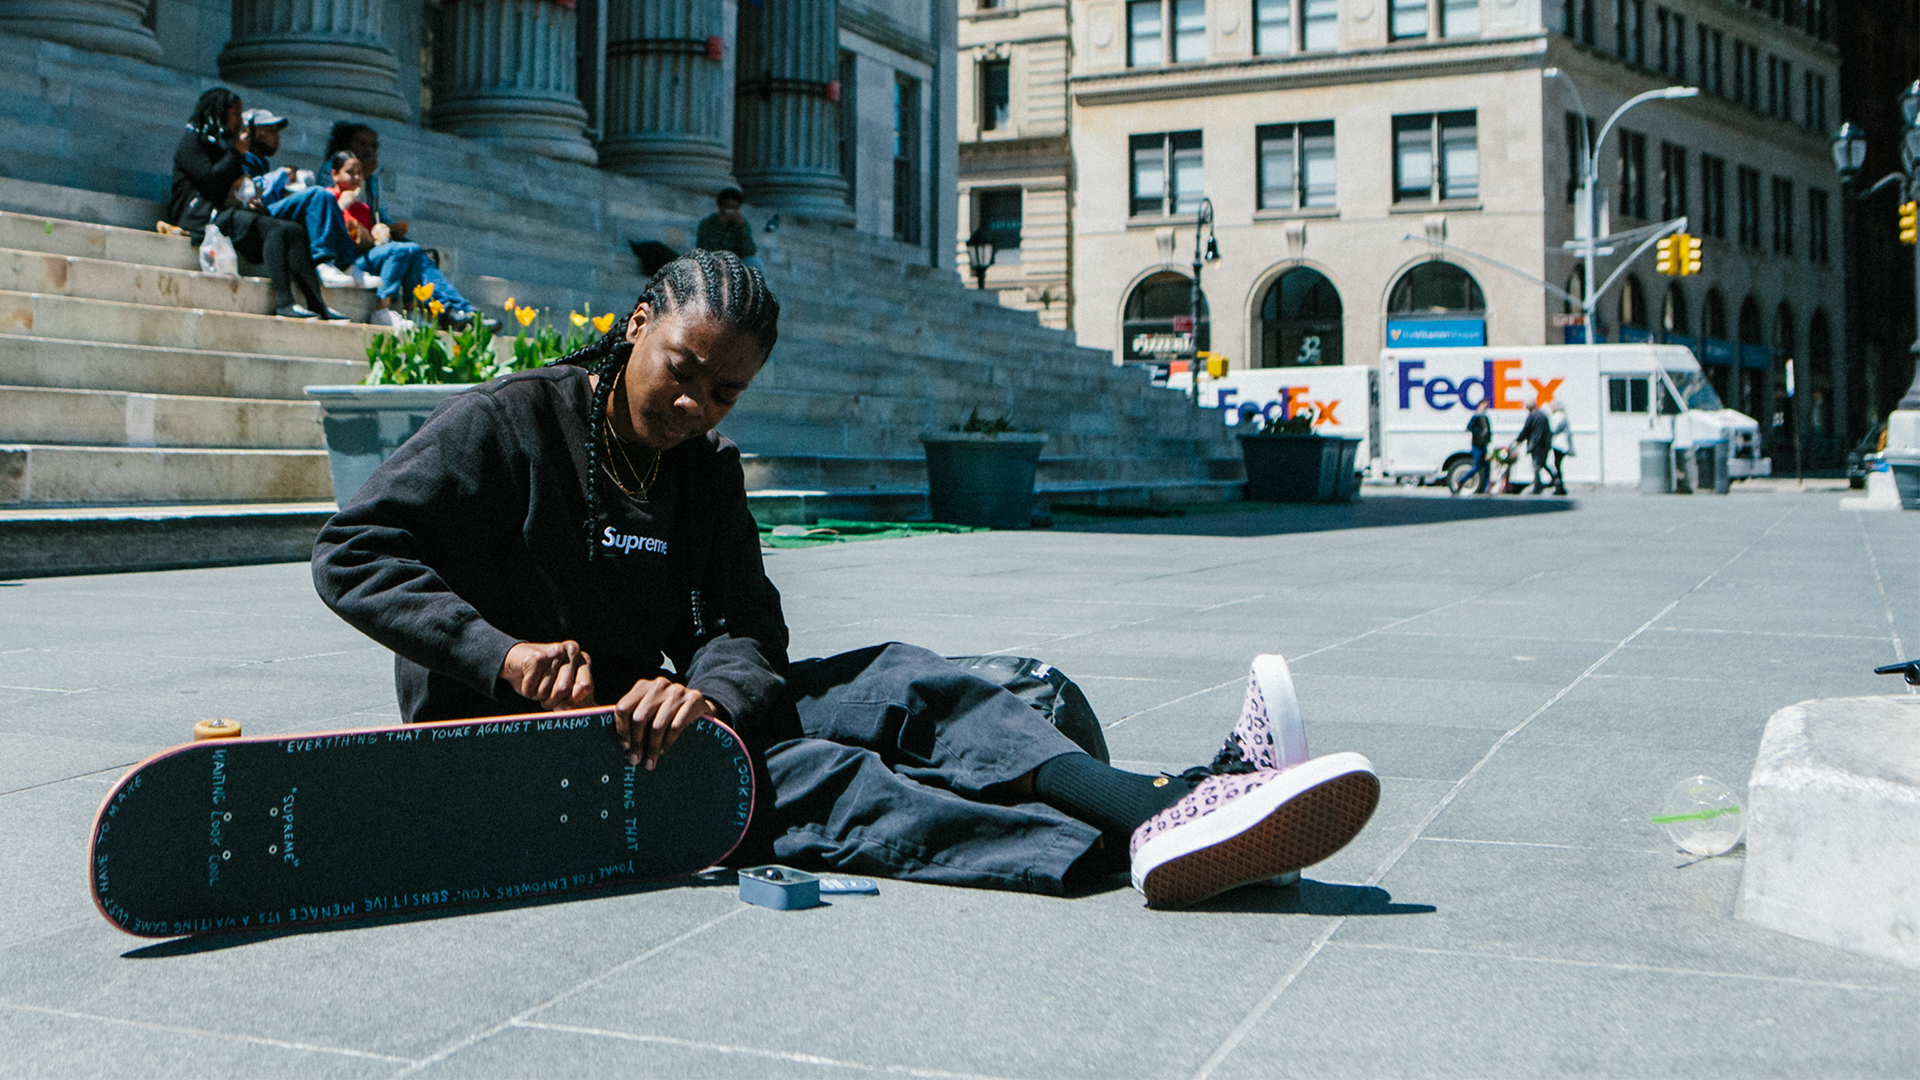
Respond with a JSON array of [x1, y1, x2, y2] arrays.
[[1328, 942, 1920, 996], [0, 1000, 414, 1063], [512, 1021, 1019, 1080], [390, 905, 749, 1078], [1853, 511, 1912, 687], [1186, 509, 1793, 1080]]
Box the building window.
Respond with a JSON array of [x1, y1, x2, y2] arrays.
[[1736, 165, 1761, 248], [979, 59, 1010, 131], [1258, 121, 1336, 210], [1303, 0, 1336, 51], [1701, 154, 1726, 239], [1743, 42, 1759, 108], [1260, 268, 1343, 368], [1662, 285, 1689, 341], [1565, 112, 1593, 204], [1254, 0, 1290, 55], [893, 75, 921, 244], [1615, 0, 1644, 67], [1130, 130, 1204, 218], [1442, 0, 1479, 37], [1390, 0, 1427, 40], [1731, 39, 1745, 104], [1809, 188, 1829, 264], [1655, 7, 1686, 77], [1618, 130, 1647, 219], [1128, 0, 1162, 66], [1659, 141, 1688, 221], [1388, 261, 1486, 315], [1805, 72, 1827, 133], [1124, 271, 1208, 360], [975, 187, 1022, 259], [1128, 0, 1205, 66], [1393, 111, 1477, 203], [1771, 176, 1794, 256], [1699, 26, 1723, 97]]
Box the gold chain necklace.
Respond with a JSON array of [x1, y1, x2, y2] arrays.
[[600, 366, 661, 501]]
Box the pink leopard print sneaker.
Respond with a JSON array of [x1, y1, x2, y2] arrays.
[[1214, 654, 1310, 773], [1130, 752, 1380, 909]]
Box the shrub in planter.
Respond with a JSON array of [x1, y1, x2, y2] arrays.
[[920, 409, 1047, 528], [1237, 408, 1360, 503]]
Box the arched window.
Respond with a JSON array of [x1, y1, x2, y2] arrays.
[[1619, 275, 1648, 330], [1386, 261, 1485, 347], [1702, 289, 1732, 405], [1259, 267, 1343, 367], [1388, 261, 1485, 314], [1808, 310, 1834, 444], [1736, 296, 1765, 419], [1122, 271, 1209, 361], [1661, 286, 1689, 341], [1704, 289, 1727, 339], [1738, 296, 1763, 345]]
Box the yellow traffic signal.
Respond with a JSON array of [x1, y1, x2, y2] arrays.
[[1655, 235, 1678, 275], [1657, 233, 1704, 276], [1682, 233, 1703, 274], [1206, 353, 1229, 378], [1901, 201, 1918, 245]]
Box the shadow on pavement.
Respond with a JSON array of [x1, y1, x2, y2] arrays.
[[1054, 495, 1575, 538], [1200, 879, 1437, 916]]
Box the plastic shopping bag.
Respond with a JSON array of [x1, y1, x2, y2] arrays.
[[199, 221, 238, 277]]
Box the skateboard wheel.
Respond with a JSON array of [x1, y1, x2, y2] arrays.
[[193, 718, 243, 741]]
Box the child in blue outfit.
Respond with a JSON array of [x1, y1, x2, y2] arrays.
[[311, 250, 1378, 907]]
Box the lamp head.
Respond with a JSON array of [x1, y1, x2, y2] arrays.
[[1901, 80, 1920, 128], [1831, 121, 1867, 178], [1657, 86, 1700, 100], [966, 228, 995, 273]]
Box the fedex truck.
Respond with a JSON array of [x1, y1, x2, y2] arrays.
[[1170, 345, 1768, 486]]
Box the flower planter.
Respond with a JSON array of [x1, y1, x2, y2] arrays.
[[1883, 449, 1920, 510], [919, 431, 1047, 528], [1238, 433, 1361, 503], [304, 384, 476, 506]]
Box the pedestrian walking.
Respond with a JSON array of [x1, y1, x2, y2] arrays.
[[1454, 399, 1492, 495], [1512, 396, 1552, 494], [1547, 398, 1573, 495]]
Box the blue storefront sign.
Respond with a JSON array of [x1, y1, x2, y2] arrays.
[[1701, 338, 1738, 367], [1739, 344, 1773, 370], [1387, 318, 1486, 347], [1618, 326, 1655, 344], [1666, 333, 1700, 357]]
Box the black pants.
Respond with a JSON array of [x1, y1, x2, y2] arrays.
[[218, 207, 324, 310], [743, 643, 1100, 894]]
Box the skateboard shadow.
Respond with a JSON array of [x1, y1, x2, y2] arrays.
[[119, 871, 742, 958], [1053, 495, 1573, 538], [1195, 880, 1436, 916]]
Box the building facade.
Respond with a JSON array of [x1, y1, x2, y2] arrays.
[[0, 0, 958, 266], [960, 0, 1846, 451]]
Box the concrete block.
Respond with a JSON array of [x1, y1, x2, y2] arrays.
[[0, 443, 332, 504], [1740, 696, 1920, 969], [0, 335, 363, 397], [0, 290, 379, 359], [0, 385, 324, 449], [0, 209, 197, 269], [0, 502, 334, 577]]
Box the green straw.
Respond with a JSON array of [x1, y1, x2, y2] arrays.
[[1650, 805, 1741, 824]]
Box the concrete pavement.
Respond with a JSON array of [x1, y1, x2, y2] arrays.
[[4, 486, 1920, 1077]]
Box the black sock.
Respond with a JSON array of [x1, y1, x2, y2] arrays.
[[1032, 752, 1187, 841]]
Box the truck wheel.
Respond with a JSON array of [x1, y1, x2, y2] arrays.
[[1444, 458, 1475, 494]]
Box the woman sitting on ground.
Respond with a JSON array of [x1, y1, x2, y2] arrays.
[[166, 88, 334, 320], [311, 249, 1378, 908], [316, 150, 488, 330]]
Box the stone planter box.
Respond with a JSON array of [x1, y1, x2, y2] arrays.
[[919, 431, 1046, 529], [1882, 449, 1920, 510], [1238, 433, 1361, 503], [304, 384, 475, 507]]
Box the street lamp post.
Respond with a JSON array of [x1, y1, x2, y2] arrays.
[[1188, 197, 1218, 403], [1544, 70, 1698, 347]]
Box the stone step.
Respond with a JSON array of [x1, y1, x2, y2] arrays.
[[0, 442, 333, 504], [738, 451, 1234, 494], [0, 289, 382, 359], [0, 208, 199, 270], [0, 176, 164, 232], [743, 478, 1245, 527], [0, 334, 365, 399], [0, 245, 379, 321], [0, 385, 323, 449], [0, 501, 335, 578]]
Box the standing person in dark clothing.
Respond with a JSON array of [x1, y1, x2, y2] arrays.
[[167, 88, 334, 320], [695, 188, 759, 266], [310, 250, 1378, 909], [1512, 397, 1553, 494], [1456, 399, 1493, 495]]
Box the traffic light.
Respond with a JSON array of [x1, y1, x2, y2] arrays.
[[1901, 201, 1918, 245], [1656, 232, 1703, 276]]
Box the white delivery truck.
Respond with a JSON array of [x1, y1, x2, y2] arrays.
[[1170, 344, 1768, 486]]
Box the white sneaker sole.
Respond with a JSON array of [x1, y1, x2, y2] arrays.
[[1133, 752, 1379, 909], [1251, 653, 1309, 769]]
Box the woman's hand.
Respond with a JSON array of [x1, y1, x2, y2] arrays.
[[615, 678, 718, 771], [371, 222, 392, 246], [500, 640, 595, 711]]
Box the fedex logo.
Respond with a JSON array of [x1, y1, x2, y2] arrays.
[[1215, 386, 1342, 428], [1396, 360, 1562, 411]]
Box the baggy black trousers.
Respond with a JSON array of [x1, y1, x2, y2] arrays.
[[745, 643, 1102, 894]]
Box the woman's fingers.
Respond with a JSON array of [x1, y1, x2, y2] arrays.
[[614, 679, 715, 770], [501, 641, 594, 712]]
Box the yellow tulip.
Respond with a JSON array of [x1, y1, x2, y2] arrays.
[[503, 297, 517, 310], [413, 283, 435, 303], [570, 311, 588, 328], [515, 305, 538, 327], [429, 299, 445, 318], [592, 312, 616, 333]]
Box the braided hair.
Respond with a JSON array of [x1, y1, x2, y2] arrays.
[[557, 249, 780, 561], [186, 88, 241, 144]]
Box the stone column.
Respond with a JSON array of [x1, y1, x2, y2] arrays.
[[0, 0, 162, 63], [733, 0, 850, 222], [431, 0, 595, 164], [596, 0, 731, 187], [220, 0, 409, 121]]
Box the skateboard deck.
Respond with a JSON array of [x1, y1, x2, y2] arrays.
[[89, 708, 754, 938]]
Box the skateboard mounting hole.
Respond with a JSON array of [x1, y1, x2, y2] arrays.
[[560, 814, 568, 823], [601, 775, 609, 783], [221, 850, 230, 860], [270, 808, 278, 816], [269, 845, 277, 853], [600, 810, 608, 819], [561, 779, 569, 788]]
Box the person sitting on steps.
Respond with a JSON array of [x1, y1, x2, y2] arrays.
[[166, 88, 334, 320], [311, 249, 1381, 909], [317, 150, 491, 331], [242, 110, 379, 296]]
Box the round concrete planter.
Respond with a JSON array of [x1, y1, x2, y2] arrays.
[[1882, 450, 1920, 510], [919, 431, 1047, 529], [1238, 433, 1361, 503], [304, 384, 476, 507]]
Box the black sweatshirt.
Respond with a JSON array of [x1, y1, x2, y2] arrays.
[[311, 366, 792, 741], [169, 129, 245, 241]]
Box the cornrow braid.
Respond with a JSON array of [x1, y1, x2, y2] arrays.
[[569, 248, 780, 562]]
